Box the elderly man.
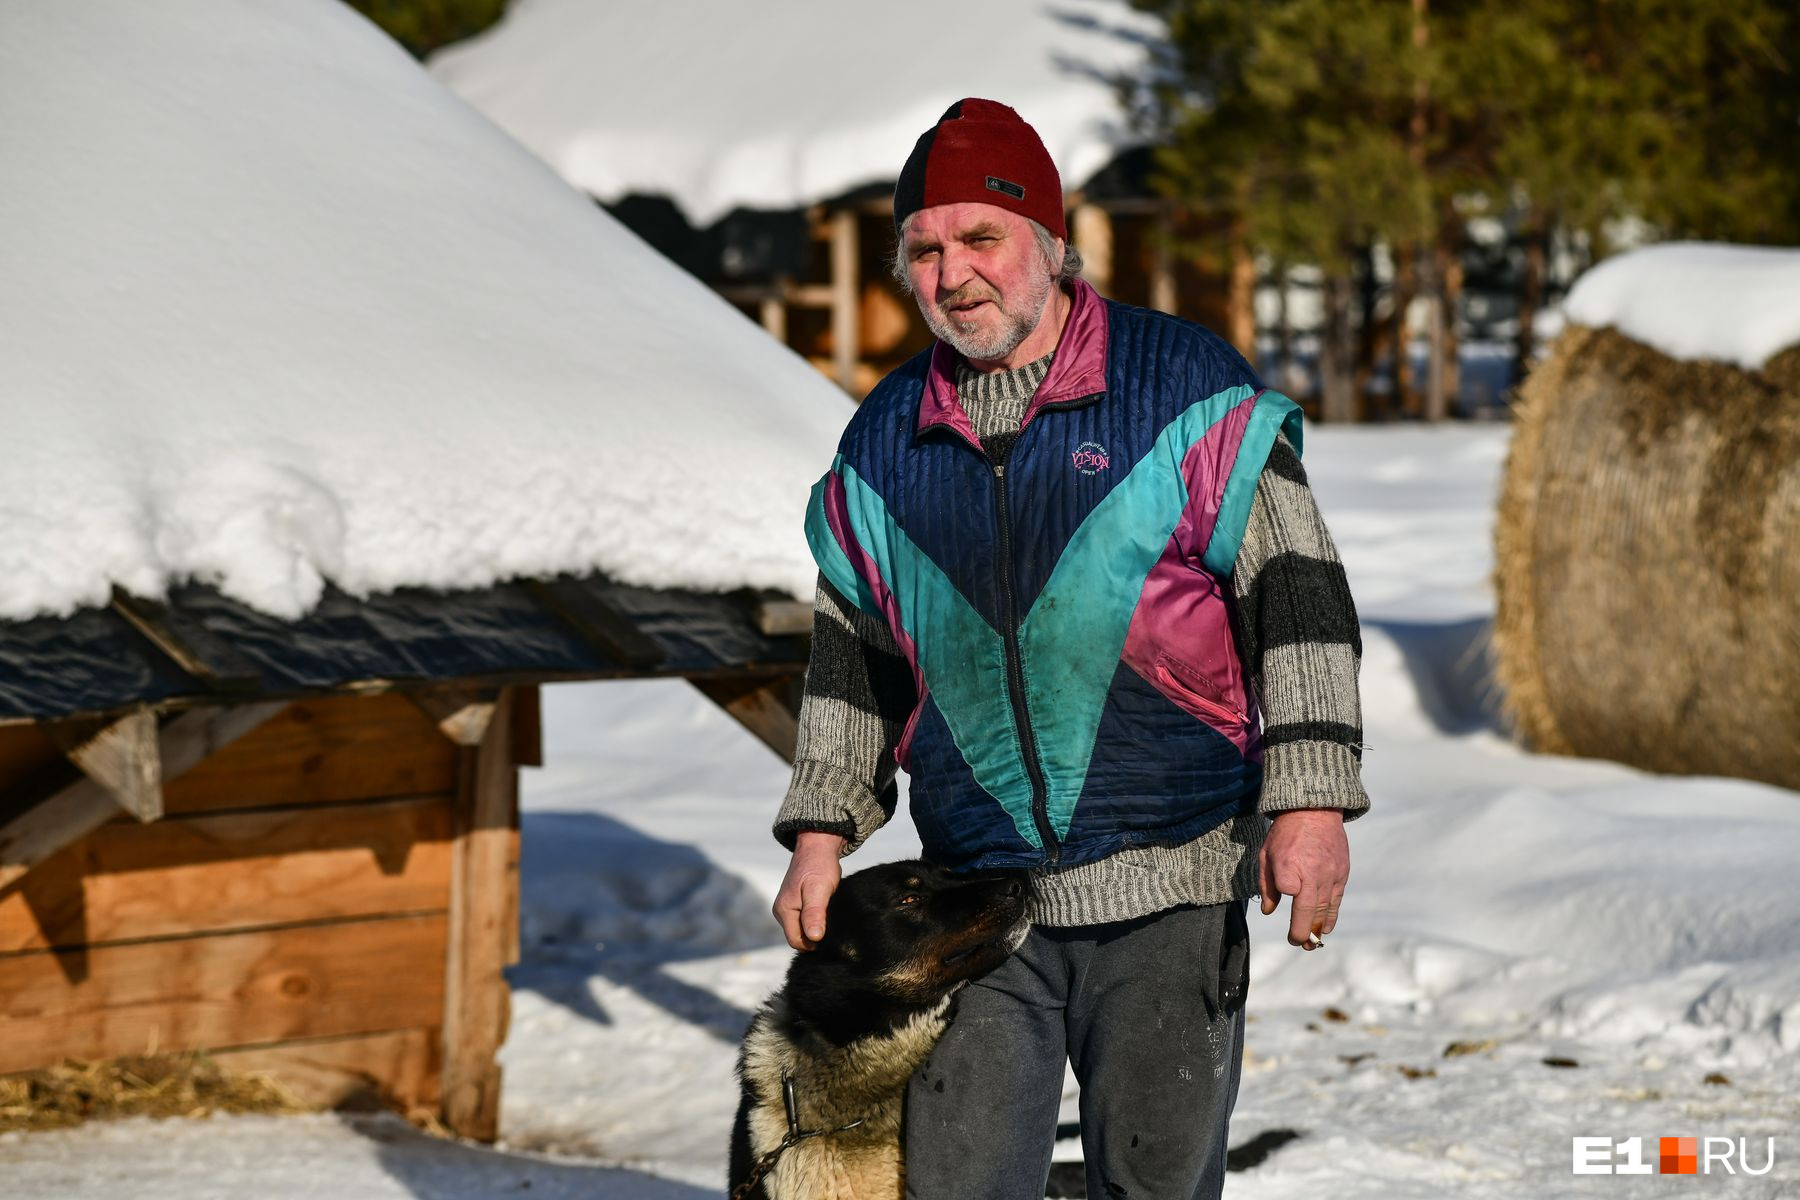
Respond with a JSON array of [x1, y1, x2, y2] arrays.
[[772, 99, 1367, 1199]]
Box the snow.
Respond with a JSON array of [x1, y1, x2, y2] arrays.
[[0, 1, 849, 622], [12, 421, 1800, 1197], [426, 0, 1161, 226], [1562, 241, 1800, 370]]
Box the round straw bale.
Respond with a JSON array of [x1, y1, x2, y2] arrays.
[[1494, 324, 1800, 788]]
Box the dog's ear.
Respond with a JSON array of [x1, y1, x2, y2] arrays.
[[837, 938, 861, 963]]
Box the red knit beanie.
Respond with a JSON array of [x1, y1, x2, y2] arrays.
[[893, 99, 1066, 240]]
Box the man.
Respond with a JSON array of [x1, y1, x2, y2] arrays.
[[772, 99, 1367, 1199]]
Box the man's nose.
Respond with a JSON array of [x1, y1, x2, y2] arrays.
[[936, 244, 974, 293]]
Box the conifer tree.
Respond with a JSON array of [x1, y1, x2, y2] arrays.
[[1132, 0, 1798, 419]]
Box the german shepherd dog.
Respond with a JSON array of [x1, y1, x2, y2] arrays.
[[728, 860, 1032, 1200]]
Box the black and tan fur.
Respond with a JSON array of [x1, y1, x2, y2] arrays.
[[729, 860, 1031, 1199]]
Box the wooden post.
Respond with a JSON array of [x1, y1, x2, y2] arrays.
[[1227, 231, 1257, 361], [1071, 203, 1113, 296], [692, 675, 800, 763], [1150, 208, 1177, 316], [754, 599, 813, 637], [439, 686, 521, 1142], [47, 708, 162, 822], [829, 209, 860, 394], [409, 685, 499, 748], [760, 279, 788, 345]]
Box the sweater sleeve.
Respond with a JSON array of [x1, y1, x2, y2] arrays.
[[1231, 433, 1371, 818], [773, 575, 918, 853]]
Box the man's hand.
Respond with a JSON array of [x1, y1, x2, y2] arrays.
[[773, 831, 847, 951], [1258, 808, 1349, 951]]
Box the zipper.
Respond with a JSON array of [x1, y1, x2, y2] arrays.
[[1154, 663, 1249, 729], [991, 458, 1060, 863], [1017, 391, 1105, 432]]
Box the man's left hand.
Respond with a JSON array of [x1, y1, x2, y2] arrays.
[[1258, 808, 1349, 951]]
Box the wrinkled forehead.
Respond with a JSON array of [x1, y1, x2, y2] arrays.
[[900, 201, 1035, 247]]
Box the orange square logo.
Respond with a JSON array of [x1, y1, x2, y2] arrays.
[[1661, 1137, 1697, 1175]]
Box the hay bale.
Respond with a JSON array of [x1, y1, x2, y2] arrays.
[[1494, 324, 1800, 788]]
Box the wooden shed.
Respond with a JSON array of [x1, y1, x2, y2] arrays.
[[0, 577, 806, 1140]]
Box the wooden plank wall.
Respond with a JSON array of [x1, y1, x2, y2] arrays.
[[0, 689, 530, 1132]]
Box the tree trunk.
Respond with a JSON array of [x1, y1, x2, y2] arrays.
[[1511, 208, 1550, 393], [1352, 242, 1382, 420], [1319, 271, 1358, 424], [1391, 243, 1420, 419], [1227, 226, 1257, 363], [1433, 227, 1464, 419], [1274, 259, 1293, 387]]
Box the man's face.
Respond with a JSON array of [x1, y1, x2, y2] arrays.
[[900, 202, 1058, 364]]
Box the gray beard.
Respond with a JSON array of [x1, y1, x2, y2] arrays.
[[921, 271, 1055, 364]]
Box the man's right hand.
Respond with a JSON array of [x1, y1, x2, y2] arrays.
[[773, 831, 847, 951]]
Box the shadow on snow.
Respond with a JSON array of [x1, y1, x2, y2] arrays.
[[508, 810, 783, 1045]]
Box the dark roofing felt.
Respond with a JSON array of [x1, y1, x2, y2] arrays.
[[0, 576, 807, 722]]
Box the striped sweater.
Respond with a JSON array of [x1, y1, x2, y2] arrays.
[[777, 352, 1368, 926]]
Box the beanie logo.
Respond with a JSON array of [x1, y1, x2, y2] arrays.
[[985, 176, 1026, 201]]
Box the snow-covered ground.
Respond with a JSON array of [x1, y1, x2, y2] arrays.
[[8, 422, 1796, 1197]]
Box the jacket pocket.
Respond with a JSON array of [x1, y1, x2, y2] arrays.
[[1218, 898, 1250, 1016], [1154, 653, 1248, 729]]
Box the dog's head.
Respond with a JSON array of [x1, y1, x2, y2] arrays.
[[801, 860, 1032, 1008]]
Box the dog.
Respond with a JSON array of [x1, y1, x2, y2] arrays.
[[728, 860, 1032, 1200]]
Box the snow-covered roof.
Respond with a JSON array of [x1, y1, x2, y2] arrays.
[[0, 1, 850, 624], [1563, 241, 1800, 370], [426, 0, 1160, 227]]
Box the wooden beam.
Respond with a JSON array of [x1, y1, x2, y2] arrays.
[[0, 914, 447, 1074], [1150, 208, 1178, 316], [829, 208, 860, 393], [510, 684, 543, 768], [716, 281, 834, 309], [692, 675, 800, 763], [408, 686, 498, 748], [755, 599, 813, 638], [759, 279, 788, 344], [0, 794, 454, 954], [0, 702, 287, 894], [785, 282, 836, 308], [1071, 203, 1114, 297], [162, 694, 454, 818], [46, 708, 162, 822], [110, 590, 263, 689], [439, 687, 520, 1142], [524, 577, 665, 669]]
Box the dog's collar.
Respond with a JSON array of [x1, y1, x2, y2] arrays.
[[731, 1073, 867, 1200]]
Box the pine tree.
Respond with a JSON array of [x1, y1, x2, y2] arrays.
[[1131, 0, 1799, 421], [1131, 0, 1430, 420], [342, 0, 505, 59]]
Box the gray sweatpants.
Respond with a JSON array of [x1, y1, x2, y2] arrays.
[[903, 901, 1250, 1200]]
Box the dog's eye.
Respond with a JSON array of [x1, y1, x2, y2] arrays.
[[898, 894, 924, 907]]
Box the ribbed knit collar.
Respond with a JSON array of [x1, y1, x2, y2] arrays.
[[954, 350, 1055, 442]]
